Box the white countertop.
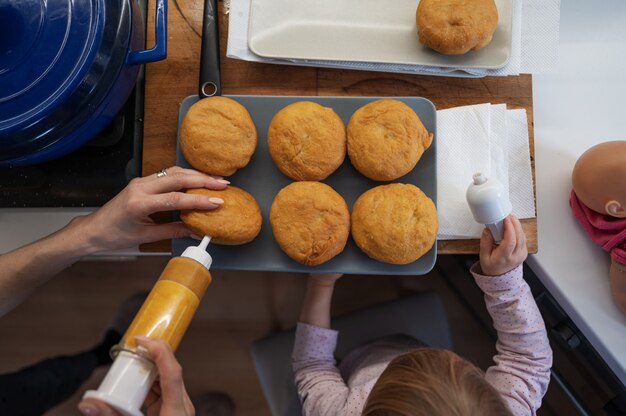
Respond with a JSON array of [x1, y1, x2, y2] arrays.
[[0, 208, 147, 257], [528, 0, 626, 386]]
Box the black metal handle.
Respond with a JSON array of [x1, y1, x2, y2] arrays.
[[199, 0, 221, 97]]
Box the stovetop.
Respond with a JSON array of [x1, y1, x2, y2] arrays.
[[0, 76, 144, 208], [0, 3, 146, 208]]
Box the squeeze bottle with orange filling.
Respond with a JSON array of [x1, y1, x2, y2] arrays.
[[83, 236, 213, 416]]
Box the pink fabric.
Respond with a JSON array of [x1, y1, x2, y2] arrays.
[[570, 190, 626, 265]]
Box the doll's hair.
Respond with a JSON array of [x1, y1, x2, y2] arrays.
[[362, 348, 512, 416]]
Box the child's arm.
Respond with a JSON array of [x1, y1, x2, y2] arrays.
[[299, 274, 340, 328], [292, 274, 353, 415], [472, 216, 553, 416]]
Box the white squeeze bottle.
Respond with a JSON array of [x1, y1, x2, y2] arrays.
[[83, 236, 213, 416], [466, 173, 512, 242]]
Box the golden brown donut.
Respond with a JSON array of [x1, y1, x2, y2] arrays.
[[351, 184, 437, 264], [268, 101, 346, 181], [180, 186, 262, 245], [416, 0, 499, 55], [347, 99, 433, 181], [270, 181, 350, 265], [180, 97, 257, 176]]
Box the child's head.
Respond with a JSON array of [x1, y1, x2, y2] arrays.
[[362, 348, 512, 416]]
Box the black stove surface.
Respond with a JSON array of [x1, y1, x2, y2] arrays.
[[0, 75, 144, 208], [0, 3, 147, 208]]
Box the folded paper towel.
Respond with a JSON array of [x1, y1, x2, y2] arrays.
[[437, 103, 535, 240], [227, 0, 559, 77]]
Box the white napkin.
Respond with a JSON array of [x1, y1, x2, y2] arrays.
[[437, 104, 492, 239], [226, 0, 560, 76], [506, 108, 536, 219], [436, 103, 535, 240]]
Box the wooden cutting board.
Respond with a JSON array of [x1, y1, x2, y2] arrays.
[[140, 0, 536, 255]]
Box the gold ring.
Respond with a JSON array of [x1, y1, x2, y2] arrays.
[[156, 168, 168, 178]]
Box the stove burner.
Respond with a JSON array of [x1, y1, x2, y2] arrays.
[[0, 79, 144, 207]]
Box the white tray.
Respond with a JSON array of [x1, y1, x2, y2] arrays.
[[248, 0, 513, 70]]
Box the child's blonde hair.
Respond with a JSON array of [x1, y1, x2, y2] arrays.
[[362, 348, 512, 416]]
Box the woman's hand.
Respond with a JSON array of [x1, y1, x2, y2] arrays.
[[0, 167, 227, 317], [72, 167, 229, 253], [138, 337, 195, 416], [479, 215, 528, 276], [78, 337, 194, 416]]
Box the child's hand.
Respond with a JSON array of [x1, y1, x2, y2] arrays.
[[309, 273, 343, 287], [479, 215, 527, 276]]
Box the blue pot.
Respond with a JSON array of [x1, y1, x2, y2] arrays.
[[0, 0, 167, 165]]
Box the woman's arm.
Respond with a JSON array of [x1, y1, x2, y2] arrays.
[[0, 167, 227, 317]]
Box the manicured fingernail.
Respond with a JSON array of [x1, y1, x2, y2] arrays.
[[190, 233, 203, 240], [209, 197, 224, 204], [216, 179, 230, 184], [210, 175, 224, 180], [78, 404, 100, 416]]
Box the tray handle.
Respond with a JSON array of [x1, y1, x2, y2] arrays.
[[199, 0, 221, 97]]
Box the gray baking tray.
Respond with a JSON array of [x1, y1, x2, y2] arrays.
[[173, 95, 437, 275]]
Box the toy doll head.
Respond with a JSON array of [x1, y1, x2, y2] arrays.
[[572, 141, 626, 218]]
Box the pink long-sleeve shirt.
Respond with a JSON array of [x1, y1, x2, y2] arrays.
[[292, 264, 553, 416]]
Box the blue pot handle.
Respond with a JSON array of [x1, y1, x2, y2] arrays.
[[127, 0, 168, 65]]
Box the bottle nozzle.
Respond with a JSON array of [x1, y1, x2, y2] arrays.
[[473, 172, 488, 185], [199, 236, 211, 251], [181, 235, 213, 270]]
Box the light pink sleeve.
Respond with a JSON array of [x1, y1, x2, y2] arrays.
[[292, 322, 351, 416], [471, 263, 553, 416]]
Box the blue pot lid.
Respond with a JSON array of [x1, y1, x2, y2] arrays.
[[0, 0, 103, 135]]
